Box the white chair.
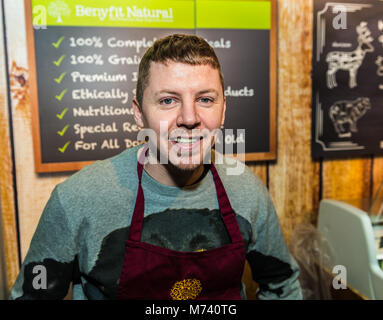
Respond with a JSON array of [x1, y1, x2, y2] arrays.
[[318, 199, 383, 300]]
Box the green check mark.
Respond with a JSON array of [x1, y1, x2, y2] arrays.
[[53, 54, 66, 66], [54, 72, 67, 84], [52, 36, 65, 49], [58, 141, 70, 153], [57, 124, 69, 136], [55, 89, 67, 101], [56, 107, 68, 120]]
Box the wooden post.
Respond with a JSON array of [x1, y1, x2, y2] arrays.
[[373, 157, 383, 197], [0, 2, 19, 293], [268, 0, 320, 243]]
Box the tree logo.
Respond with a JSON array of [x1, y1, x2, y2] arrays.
[[48, 1, 70, 24]]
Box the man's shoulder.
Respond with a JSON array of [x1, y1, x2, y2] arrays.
[[212, 151, 272, 223], [213, 150, 266, 192], [56, 145, 140, 198]]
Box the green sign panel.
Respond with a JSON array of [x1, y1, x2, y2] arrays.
[[196, 0, 271, 29], [32, 0, 195, 28]]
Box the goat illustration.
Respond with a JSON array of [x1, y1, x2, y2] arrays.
[[326, 22, 374, 89], [329, 97, 371, 138]]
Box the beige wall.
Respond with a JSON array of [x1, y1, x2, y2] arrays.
[[0, 0, 382, 295]]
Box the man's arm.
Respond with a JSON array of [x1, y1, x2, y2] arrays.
[[9, 186, 78, 299], [246, 182, 302, 300]]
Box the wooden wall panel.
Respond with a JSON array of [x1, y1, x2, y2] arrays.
[[372, 157, 383, 197], [0, 77, 19, 292], [0, 3, 19, 292], [322, 158, 372, 210], [268, 0, 320, 243]]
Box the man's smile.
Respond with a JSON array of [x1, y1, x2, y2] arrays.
[[169, 136, 203, 151]]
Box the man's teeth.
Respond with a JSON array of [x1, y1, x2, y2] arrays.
[[172, 137, 201, 143]]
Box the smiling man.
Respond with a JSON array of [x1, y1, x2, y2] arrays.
[[10, 34, 302, 300], [133, 35, 228, 183], [138, 62, 224, 166]]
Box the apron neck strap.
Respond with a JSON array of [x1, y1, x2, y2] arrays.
[[127, 147, 147, 242], [209, 164, 243, 243], [128, 145, 243, 244]]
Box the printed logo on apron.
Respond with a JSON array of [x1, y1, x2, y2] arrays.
[[170, 278, 202, 300]]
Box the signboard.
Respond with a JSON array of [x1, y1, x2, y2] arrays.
[[312, 0, 383, 158], [25, 0, 276, 172]]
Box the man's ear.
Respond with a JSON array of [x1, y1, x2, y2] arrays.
[[132, 98, 145, 128]]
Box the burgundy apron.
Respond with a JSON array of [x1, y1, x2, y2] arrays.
[[117, 146, 246, 300]]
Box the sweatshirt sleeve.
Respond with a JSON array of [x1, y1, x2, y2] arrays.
[[246, 181, 303, 300], [9, 186, 78, 300]]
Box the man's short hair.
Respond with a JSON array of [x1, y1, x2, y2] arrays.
[[136, 33, 224, 108]]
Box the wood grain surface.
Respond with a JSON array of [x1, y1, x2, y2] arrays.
[[0, 94, 19, 291], [322, 158, 372, 209], [0, 2, 19, 291], [268, 0, 320, 243], [373, 157, 383, 197]]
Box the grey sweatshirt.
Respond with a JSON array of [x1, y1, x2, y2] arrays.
[[9, 145, 302, 300]]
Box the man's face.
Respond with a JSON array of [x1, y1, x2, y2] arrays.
[[133, 60, 226, 171]]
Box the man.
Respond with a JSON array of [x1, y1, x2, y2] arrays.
[[10, 34, 302, 300]]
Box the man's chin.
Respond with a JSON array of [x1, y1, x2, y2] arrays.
[[168, 155, 205, 172], [149, 141, 213, 170], [169, 161, 202, 172]]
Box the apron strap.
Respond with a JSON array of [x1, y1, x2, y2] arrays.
[[209, 164, 243, 244], [128, 147, 147, 242], [128, 145, 244, 244]]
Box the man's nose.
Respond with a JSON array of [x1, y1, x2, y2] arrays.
[[177, 99, 200, 129]]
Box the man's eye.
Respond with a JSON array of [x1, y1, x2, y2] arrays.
[[160, 98, 174, 105], [199, 97, 214, 103]]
